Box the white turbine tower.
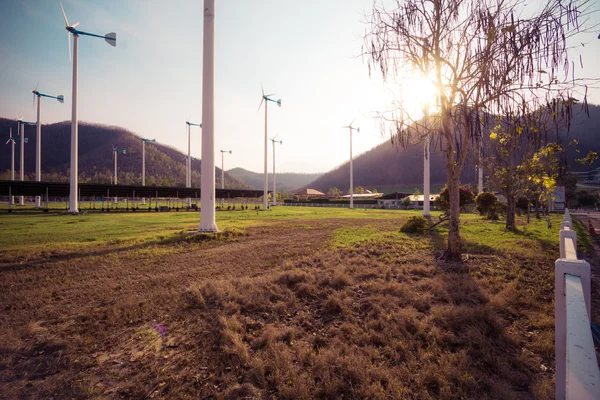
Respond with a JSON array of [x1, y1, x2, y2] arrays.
[[4, 128, 15, 205], [269, 137, 282, 206], [423, 136, 431, 216], [16, 116, 35, 206], [342, 122, 359, 209], [32, 83, 64, 208], [220, 149, 231, 190], [141, 138, 155, 205], [258, 86, 281, 210], [112, 146, 127, 185], [186, 120, 202, 207], [199, 0, 217, 232], [60, 2, 116, 213]]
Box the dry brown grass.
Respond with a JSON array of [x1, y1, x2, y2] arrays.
[[0, 217, 559, 399]]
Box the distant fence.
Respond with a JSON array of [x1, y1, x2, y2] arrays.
[[555, 209, 600, 399], [284, 202, 381, 209]]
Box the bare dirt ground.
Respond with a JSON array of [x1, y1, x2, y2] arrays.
[[0, 219, 345, 399], [0, 218, 558, 399]]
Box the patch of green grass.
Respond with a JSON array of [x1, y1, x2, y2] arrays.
[[330, 226, 381, 248], [0, 207, 438, 259]]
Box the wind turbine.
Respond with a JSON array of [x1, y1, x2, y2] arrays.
[[186, 121, 202, 208], [60, 2, 116, 213], [199, 0, 217, 232], [342, 121, 359, 209], [141, 138, 156, 186], [16, 116, 36, 206], [220, 150, 231, 190], [32, 83, 64, 208], [112, 146, 126, 185], [141, 138, 155, 205], [185, 120, 202, 186], [258, 85, 281, 210], [5, 128, 15, 205], [269, 137, 282, 206]]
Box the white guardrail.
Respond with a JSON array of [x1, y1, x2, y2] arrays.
[[555, 208, 600, 399]]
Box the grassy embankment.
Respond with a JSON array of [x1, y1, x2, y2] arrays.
[[0, 208, 577, 399]]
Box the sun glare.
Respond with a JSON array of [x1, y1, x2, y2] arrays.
[[398, 76, 438, 121]]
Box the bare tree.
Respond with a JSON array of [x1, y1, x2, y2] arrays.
[[364, 0, 595, 260]]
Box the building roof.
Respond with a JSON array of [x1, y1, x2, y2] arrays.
[[340, 193, 382, 199], [295, 188, 325, 196], [379, 192, 413, 200]]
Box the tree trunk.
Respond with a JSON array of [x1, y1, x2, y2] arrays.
[[535, 198, 541, 219], [506, 195, 516, 230], [446, 168, 462, 261]]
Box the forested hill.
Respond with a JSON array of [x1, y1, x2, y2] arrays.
[[0, 118, 251, 189], [227, 168, 322, 193], [303, 103, 600, 195]]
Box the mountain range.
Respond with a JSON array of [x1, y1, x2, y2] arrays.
[[299, 104, 600, 194], [226, 168, 322, 194], [0, 119, 250, 189], [1, 104, 598, 194]]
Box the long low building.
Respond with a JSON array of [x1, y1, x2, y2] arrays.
[[0, 180, 266, 199]]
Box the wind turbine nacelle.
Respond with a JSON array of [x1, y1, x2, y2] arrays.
[[105, 32, 117, 47], [24, 138, 29, 144], [57, 95, 65, 103], [276, 99, 282, 107], [122, 150, 127, 155], [357, 127, 360, 133]]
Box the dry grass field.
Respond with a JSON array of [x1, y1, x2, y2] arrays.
[[0, 208, 589, 399]]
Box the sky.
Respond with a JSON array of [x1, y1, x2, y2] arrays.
[[1, 0, 599, 174]]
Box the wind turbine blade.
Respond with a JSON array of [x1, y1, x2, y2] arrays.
[[71, 21, 80, 28], [59, 2, 69, 27], [57, 95, 64, 103], [277, 99, 282, 107], [350, 118, 355, 126], [261, 83, 264, 98], [5, 139, 10, 145], [34, 81, 39, 92], [104, 32, 116, 47], [257, 98, 264, 113]]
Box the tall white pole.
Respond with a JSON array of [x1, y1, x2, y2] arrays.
[[478, 143, 483, 193], [10, 127, 14, 205], [142, 140, 146, 186], [142, 140, 146, 205], [263, 101, 269, 210], [35, 96, 42, 208], [272, 140, 276, 206], [68, 34, 79, 213], [349, 127, 353, 209], [114, 151, 118, 185], [199, 0, 217, 232], [19, 122, 24, 205], [187, 124, 192, 208], [221, 151, 225, 190], [187, 124, 191, 188], [10, 127, 14, 182], [423, 136, 431, 216]]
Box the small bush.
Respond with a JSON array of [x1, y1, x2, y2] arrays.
[[475, 192, 498, 219], [400, 216, 429, 234], [435, 186, 475, 212]]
